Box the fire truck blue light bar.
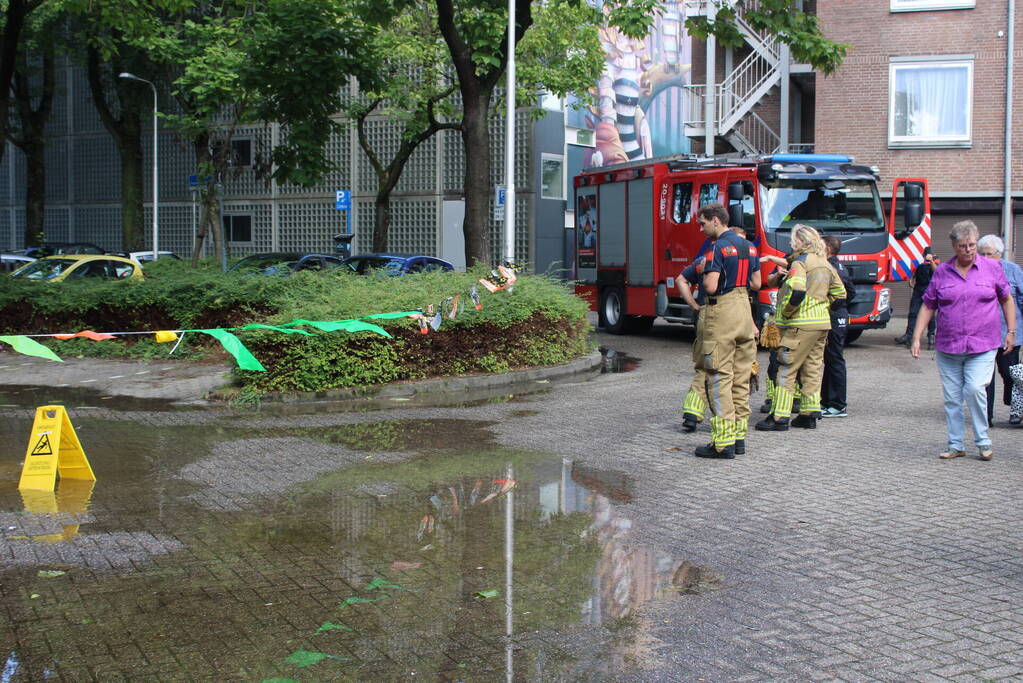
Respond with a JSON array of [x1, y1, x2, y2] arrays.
[[770, 153, 853, 164]]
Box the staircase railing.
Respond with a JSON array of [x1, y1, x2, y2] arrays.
[[682, 84, 707, 127], [730, 110, 781, 156], [715, 50, 779, 132]]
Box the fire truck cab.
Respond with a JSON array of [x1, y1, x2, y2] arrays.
[[574, 153, 930, 341]]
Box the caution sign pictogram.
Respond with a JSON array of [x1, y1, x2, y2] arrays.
[[18, 405, 96, 491], [31, 433, 53, 456]]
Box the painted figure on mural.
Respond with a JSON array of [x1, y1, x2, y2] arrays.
[[584, 1, 692, 167]]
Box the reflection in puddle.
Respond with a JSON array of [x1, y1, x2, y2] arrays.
[[16, 480, 94, 542], [600, 348, 641, 373], [0, 425, 711, 680], [305, 419, 499, 452], [0, 384, 184, 411]]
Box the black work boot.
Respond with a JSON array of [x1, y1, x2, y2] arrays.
[[755, 415, 789, 431], [759, 399, 772, 414], [894, 333, 910, 345], [734, 438, 746, 455], [681, 415, 698, 433], [694, 442, 735, 459], [791, 413, 817, 429]]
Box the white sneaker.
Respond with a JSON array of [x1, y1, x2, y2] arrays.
[[821, 407, 847, 418]]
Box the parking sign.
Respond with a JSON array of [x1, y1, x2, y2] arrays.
[[335, 190, 351, 210]]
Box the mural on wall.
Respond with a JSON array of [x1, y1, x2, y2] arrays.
[[568, 0, 692, 167]]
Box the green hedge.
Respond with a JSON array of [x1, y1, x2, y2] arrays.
[[0, 259, 592, 393]]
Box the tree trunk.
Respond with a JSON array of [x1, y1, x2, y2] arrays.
[[461, 102, 492, 266], [118, 131, 145, 251], [0, 0, 35, 170], [208, 190, 224, 267], [373, 190, 391, 253], [85, 47, 148, 255], [22, 140, 43, 246]]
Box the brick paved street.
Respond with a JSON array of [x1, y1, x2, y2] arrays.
[[1, 324, 1022, 681]]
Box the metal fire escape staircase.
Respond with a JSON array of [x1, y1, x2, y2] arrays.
[[682, 0, 786, 156]]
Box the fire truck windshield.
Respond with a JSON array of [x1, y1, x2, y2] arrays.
[[759, 178, 885, 233]]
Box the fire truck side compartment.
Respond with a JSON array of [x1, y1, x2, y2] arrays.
[[627, 178, 654, 287]]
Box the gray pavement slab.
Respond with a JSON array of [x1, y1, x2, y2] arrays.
[[0, 323, 1021, 681]]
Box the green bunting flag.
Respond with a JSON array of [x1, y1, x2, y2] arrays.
[[0, 335, 63, 362], [363, 311, 421, 320], [282, 319, 392, 337], [236, 323, 319, 336], [192, 329, 266, 372]]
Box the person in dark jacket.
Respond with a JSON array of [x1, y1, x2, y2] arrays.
[[895, 247, 936, 348], [821, 236, 855, 417]]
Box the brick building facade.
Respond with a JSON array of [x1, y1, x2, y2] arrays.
[[816, 0, 1021, 271]]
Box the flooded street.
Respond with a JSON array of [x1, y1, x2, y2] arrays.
[[0, 410, 691, 681]]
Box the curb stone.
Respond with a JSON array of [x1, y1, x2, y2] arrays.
[[214, 350, 605, 406]]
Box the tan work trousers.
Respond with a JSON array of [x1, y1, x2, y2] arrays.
[[682, 307, 709, 421], [696, 288, 756, 447], [773, 327, 828, 418]]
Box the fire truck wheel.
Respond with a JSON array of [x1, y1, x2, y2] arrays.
[[843, 329, 863, 346], [601, 287, 628, 334], [601, 287, 653, 334]]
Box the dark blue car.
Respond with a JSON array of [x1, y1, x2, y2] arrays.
[[342, 253, 455, 275], [228, 252, 346, 275]]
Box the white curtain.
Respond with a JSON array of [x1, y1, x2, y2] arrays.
[[894, 64, 969, 137]]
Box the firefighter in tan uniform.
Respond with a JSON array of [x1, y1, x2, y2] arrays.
[[681, 226, 754, 432], [756, 224, 846, 431], [692, 204, 761, 458]]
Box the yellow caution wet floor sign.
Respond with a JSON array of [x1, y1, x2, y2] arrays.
[[18, 405, 95, 491]]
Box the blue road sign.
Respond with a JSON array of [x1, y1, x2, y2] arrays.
[[335, 190, 351, 210]]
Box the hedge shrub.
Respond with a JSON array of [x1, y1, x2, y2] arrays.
[[0, 259, 592, 393]]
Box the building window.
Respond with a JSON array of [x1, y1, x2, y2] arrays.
[[213, 138, 253, 167], [891, 0, 974, 11], [224, 214, 253, 243], [889, 59, 972, 148], [541, 153, 565, 200]]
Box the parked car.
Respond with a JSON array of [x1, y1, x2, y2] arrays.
[[8, 254, 143, 282], [22, 242, 108, 258], [1, 253, 35, 274], [228, 252, 346, 276], [342, 253, 455, 275], [128, 250, 182, 264]]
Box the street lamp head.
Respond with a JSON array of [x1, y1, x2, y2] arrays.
[[118, 72, 150, 85]]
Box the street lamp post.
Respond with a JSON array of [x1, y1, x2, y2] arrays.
[[119, 72, 159, 261]]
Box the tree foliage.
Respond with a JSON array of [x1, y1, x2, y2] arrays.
[[686, 0, 848, 75]]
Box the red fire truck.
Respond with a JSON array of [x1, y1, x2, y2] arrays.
[[574, 153, 930, 343]]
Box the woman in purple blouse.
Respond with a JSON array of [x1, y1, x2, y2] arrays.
[[910, 221, 1017, 461]]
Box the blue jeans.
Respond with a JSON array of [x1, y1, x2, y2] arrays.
[[935, 349, 997, 451]]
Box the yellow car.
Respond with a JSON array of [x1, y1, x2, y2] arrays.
[[8, 254, 144, 282]]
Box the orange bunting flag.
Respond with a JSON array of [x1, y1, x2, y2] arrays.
[[53, 330, 116, 341], [478, 278, 503, 294]]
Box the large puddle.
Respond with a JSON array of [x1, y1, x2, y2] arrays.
[[0, 417, 715, 681]]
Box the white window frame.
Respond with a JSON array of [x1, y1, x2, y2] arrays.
[[888, 57, 973, 148], [566, 127, 595, 148], [540, 153, 566, 200], [891, 0, 974, 11]]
